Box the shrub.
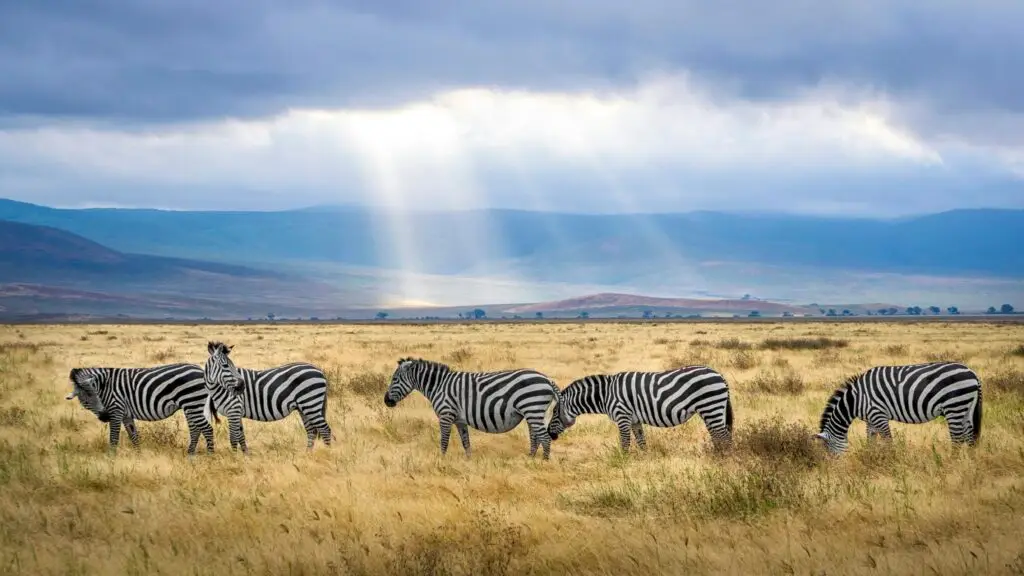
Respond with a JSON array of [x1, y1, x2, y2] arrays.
[[988, 368, 1024, 396], [736, 417, 824, 469], [716, 337, 753, 350], [760, 337, 849, 351], [728, 349, 759, 370], [746, 370, 806, 396]]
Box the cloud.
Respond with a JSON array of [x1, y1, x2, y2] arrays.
[[2, 73, 1021, 215], [1, 0, 1022, 214]]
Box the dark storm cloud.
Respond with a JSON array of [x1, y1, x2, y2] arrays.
[[1, 0, 1021, 127]]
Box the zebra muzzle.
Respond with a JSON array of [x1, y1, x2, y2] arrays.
[[383, 394, 396, 407]]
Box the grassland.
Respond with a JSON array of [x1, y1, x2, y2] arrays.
[[1, 321, 1024, 575]]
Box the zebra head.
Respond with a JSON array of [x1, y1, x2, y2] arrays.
[[384, 357, 419, 407], [205, 341, 244, 395], [815, 384, 855, 455], [547, 378, 589, 440], [66, 367, 109, 422]]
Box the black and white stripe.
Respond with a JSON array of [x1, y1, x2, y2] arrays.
[[203, 341, 332, 453], [383, 357, 562, 459], [65, 363, 213, 455], [547, 365, 734, 451], [816, 362, 983, 455]]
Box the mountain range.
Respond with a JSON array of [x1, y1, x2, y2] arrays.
[[0, 198, 1021, 319]]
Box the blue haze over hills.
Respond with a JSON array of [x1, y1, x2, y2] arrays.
[[1, 198, 1022, 318]]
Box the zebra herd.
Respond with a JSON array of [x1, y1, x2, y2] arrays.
[[64, 340, 984, 459]]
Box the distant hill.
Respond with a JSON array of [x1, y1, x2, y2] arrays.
[[1, 198, 1022, 312], [2, 199, 1022, 279], [502, 293, 812, 316], [0, 219, 350, 318]]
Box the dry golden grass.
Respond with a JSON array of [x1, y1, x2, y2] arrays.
[[2, 321, 1024, 575]]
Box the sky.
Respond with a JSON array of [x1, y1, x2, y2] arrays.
[[1, 0, 1023, 216]]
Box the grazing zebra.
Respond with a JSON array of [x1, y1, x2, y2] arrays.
[[547, 365, 734, 452], [383, 357, 562, 459], [203, 341, 332, 453], [815, 361, 983, 455], [64, 363, 213, 455]]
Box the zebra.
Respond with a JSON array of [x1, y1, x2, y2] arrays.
[[64, 363, 214, 455], [815, 361, 983, 455], [202, 341, 332, 453], [546, 365, 734, 452], [383, 357, 562, 459]]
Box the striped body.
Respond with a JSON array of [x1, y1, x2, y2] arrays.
[[65, 363, 213, 455], [816, 362, 983, 454], [384, 357, 562, 459], [204, 342, 332, 452], [548, 365, 734, 451]]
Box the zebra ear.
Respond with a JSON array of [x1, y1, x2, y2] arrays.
[[207, 342, 216, 354], [226, 344, 233, 354]]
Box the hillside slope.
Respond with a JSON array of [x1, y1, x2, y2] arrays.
[[0, 219, 349, 318], [2, 199, 1022, 280]]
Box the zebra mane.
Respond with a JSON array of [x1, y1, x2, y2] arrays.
[[818, 376, 857, 432], [397, 357, 453, 373], [207, 341, 233, 356], [567, 373, 612, 389]]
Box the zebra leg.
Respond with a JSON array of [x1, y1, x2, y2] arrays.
[[524, 418, 552, 460], [106, 413, 124, 454], [866, 410, 892, 443], [184, 408, 213, 456], [123, 417, 141, 448], [201, 421, 215, 454], [613, 417, 632, 453], [438, 416, 455, 456], [317, 421, 333, 447], [455, 422, 471, 458], [631, 422, 647, 451], [300, 405, 332, 448], [943, 408, 973, 445], [300, 414, 317, 451], [229, 415, 249, 455]]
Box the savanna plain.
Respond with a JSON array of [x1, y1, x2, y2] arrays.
[[1, 320, 1024, 575]]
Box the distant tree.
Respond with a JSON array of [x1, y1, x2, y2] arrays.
[[782, 311, 794, 317], [887, 307, 899, 315], [375, 311, 389, 320], [578, 311, 590, 319], [535, 312, 544, 319], [842, 309, 852, 316], [1002, 304, 1015, 314], [928, 306, 941, 315], [267, 312, 276, 321], [748, 310, 761, 317], [827, 309, 837, 316], [310, 317, 319, 321], [819, 308, 827, 315], [513, 314, 522, 319], [742, 294, 752, 300], [906, 306, 922, 315], [946, 306, 959, 315], [472, 308, 487, 319], [987, 306, 998, 314], [642, 310, 654, 319]]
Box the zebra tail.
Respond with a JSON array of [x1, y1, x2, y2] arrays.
[[724, 391, 734, 435], [549, 380, 564, 423], [204, 394, 220, 425], [971, 385, 982, 445]]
